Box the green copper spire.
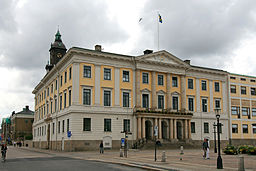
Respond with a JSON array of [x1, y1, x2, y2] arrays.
[[55, 29, 62, 41]]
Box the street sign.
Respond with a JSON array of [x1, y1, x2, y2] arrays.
[[121, 138, 125, 147], [67, 131, 72, 138], [154, 126, 158, 137], [0, 137, 2, 141]]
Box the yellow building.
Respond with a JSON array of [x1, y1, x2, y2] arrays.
[[229, 73, 256, 144], [32, 31, 230, 151]]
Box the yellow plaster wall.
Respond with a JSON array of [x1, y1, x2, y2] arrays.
[[156, 72, 167, 108], [186, 77, 196, 112]]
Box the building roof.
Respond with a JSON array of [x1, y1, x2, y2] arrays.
[[13, 106, 34, 116]]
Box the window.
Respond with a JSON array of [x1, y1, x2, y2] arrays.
[[231, 106, 240, 115], [51, 84, 53, 93], [215, 99, 221, 109], [54, 98, 57, 112], [251, 79, 256, 83], [241, 78, 246, 81], [58, 121, 60, 133], [158, 95, 164, 109], [50, 101, 52, 113], [46, 103, 49, 114], [62, 120, 65, 133], [123, 71, 129, 82], [252, 108, 256, 116], [123, 92, 129, 107], [67, 119, 69, 132], [47, 88, 49, 96], [230, 85, 236, 93], [201, 80, 207, 90], [83, 66, 91, 78], [60, 76, 63, 86], [218, 123, 222, 134], [104, 90, 111, 106], [59, 95, 62, 110], [172, 96, 178, 110], [83, 89, 91, 105], [242, 107, 249, 116], [232, 124, 238, 133], [42, 126, 44, 136], [202, 99, 207, 112], [142, 94, 149, 108], [158, 75, 164, 85], [64, 71, 67, 83], [241, 86, 246, 95], [69, 89, 72, 106], [230, 76, 236, 80], [64, 91, 67, 108], [188, 79, 193, 89], [123, 119, 130, 132], [83, 118, 91, 131], [251, 88, 256, 95], [104, 119, 111, 132], [214, 82, 220, 92], [104, 68, 111, 80], [243, 124, 248, 133], [191, 122, 195, 133], [69, 67, 72, 80], [52, 123, 55, 134], [142, 73, 149, 84], [204, 122, 209, 133], [172, 77, 178, 87], [55, 80, 57, 90], [253, 124, 256, 134], [188, 98, 194, 111]]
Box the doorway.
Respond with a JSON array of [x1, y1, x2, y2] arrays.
[[177, 121, 183, 140], [161, 121, 168, 139], [145, 120, 152, 140]]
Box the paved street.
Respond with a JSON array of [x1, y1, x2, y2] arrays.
[[0, 146, 144, 171]]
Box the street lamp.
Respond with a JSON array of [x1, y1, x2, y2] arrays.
[[213, 122, 217, 153], [215, 108, 223, 169]]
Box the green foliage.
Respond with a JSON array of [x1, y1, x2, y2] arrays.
[[238, 145, 249, 154], [247, 146, 256, 155], [223, 144, 238, 155], [25, 134, 33, 140]]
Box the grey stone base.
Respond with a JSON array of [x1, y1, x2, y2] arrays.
[[230, 139, 256, 146]]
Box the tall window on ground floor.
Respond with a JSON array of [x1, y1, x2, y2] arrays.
[[83, 118, 91, 131], [188, 98, 194, 111], [62, 120, 65, 133], [142, 94, 149, 108], [242, 124, 248, 133], [158, 95, 164, 109], [104, 119, 111, 132], [172, 96, 178, 110], [204, 122, 209, 133], [67, 119, 69, 132], [52, 123, 55, 134], [123, 92, 129, 107], [253, 124, 256, 134], [123, 119, 130, 132], [58, 121, 60, 133], [191, 122, 195, 133], [232, 124, 238, 133]]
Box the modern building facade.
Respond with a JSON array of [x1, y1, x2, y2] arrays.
[[229, 73, 256, 145], [32, 31, 230, 151]]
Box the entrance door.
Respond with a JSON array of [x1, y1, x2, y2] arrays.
[[47, 124, 50, 149], [161, 121, 168, 139], [177, 121, 182, 140], [145, 120, 152, 140]]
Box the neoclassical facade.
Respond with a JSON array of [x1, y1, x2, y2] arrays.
[[32, 31, 230, 151]]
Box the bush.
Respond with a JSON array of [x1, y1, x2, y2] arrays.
[[247, 146, 256, 155], [238, 145, 249, 154], [25, 134, 33, 140], [223, 144, 238, 155]]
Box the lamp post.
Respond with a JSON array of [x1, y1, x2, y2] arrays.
[[215, 108, 223, 169], [213, 122, 217, 153]]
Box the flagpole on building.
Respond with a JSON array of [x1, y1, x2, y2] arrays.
[[157, 12, 159, 51]]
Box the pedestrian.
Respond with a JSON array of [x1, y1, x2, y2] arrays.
[[99, 141, 104, 154], [206, 139, 210, 159], [202, 138, 208, 159]]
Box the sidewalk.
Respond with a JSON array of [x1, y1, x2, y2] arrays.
[[20, 147, 256, 171]]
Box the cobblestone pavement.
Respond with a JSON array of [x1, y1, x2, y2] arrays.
[[17, 147, 256, 171]]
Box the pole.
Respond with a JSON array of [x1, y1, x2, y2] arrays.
[[214, 123, 217, 153], [217, 117, 223, 169], [155, 135, 157, 161], [157, 12, 159, 51]]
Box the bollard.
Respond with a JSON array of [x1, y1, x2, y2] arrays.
[[238, 156, 245, 171], [120, 149, 123, 157], [180, 145, 184, 160], [161, 151, 166, 162]]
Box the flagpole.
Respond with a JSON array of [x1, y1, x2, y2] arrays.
[[157, 12, 159, 51]]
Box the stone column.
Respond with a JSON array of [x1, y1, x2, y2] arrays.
[[188, 120, 191, 139], [151, 71, 157, 109], [180, 75, 186, 111], [166, 73, 171, 109], [184, 119, 188, 139], [142, 117, 145, 139], [137, 117, 141, 139], [169, 119, 173, 139], [173, 119, 177, 139], [158, 118, 162, 139], [135, 69, 141, 107]]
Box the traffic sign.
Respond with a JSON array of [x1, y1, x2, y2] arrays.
[[121, 138, 125, 147], [67, 131, 72, 138]]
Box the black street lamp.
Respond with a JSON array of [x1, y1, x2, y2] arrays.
[[213, 122, 217, 153], [215, 108, 223, 169]]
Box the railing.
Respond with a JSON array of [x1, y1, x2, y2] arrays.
[[132, 138, 147, 149], [134, 107, 193, 116]]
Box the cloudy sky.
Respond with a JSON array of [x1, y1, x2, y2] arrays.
[[1, 0, 256, 121]]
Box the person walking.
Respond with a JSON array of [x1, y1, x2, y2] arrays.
[[99, 141, 104, 154], [202, 138, 208, 159], [206, 139, 210, 159], [1, 143, 8, 162]]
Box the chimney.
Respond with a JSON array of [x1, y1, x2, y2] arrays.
[[143, 49, 153, 55], [12, 111, 15, 115], [25, 106, 29, 111], [184, 60, 190, 65], [95, 45, 102, 51]]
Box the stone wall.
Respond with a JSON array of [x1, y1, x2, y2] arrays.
[[231, 139, 256, 146]]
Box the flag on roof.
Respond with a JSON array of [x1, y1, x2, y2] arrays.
[[159, 14, 162, 23]]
